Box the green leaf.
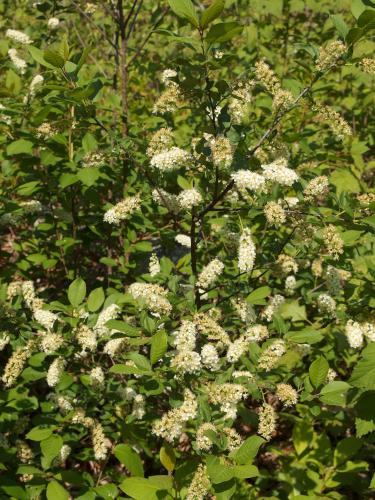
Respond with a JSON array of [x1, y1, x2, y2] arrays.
[[160, 443, 176, 472], [59, 173, 79, 189], [206, 456, 234, 484], [285, 329, 323, 344], [106, 320, 140, 337], [68, 278, 86, 307], [350, 344, 375, 390], [26, 425, 56, 441], [17, 181, 40, 196], [167, 0, 199, 27], [94, 484, 118, 500], [41, 435, 63, 468], [309, 356, 329, 388], [345, 27, 364, 44], [279, 300, 307, 322], [201, 0, 225, 28], [206, 22, 243, 44], [246, 286, 271, 305], [7, 139, 33, 155], [28, 45, 56, 69], [119, 477, 172, 500], [292, 420, 313, 455], [319, 381, 351, 407], [232, 465, 259, 479], [230, 435, 265, 465], [46, 480, 69, 500], [334, 437, 362, 466], [330, 168, 361, 194], [331, 14, 349, 38], [150, 330, 168, 365], [87, 287, 105, 312], [109, 364, 150, 376], [114, 444, 144, 477], [44, 49, 65, 68], [77, 167, 100, 186], [357, 9, 375, 27]]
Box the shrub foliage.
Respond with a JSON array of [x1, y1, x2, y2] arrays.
[[0, 0, 375, 498]]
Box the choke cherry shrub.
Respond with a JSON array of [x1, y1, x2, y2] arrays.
[[0, 0, 375, 499]]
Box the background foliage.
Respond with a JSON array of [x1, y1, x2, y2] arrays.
[[0, 0, 375, 499]]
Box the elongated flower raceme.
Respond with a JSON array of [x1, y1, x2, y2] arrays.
[[238, 228, 256, 273], [231, 170, 265, 192], [152, 389, 198, 442], [196, 258, 224, 290], [128, 282, 172, 315], [186, 464, 211, 500], [8, 48, 27, 74], [103, 195, 141, 224], [150, 147, 190, 172], [258, 403, 277, 440], [47, 357, 66, 387], [6, 29, 33, 45], [1, 340, 35, 387], [177, 188, 202, 209], [261, 158, 299, 186]]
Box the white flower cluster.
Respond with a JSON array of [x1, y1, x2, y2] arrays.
[[196, 258, 224, 289], [94, 304, 120, 337], [150, 147, 190, 172], [103, 337, 127, 357], [1, 340, 35, 387], [75, 324, 97, 352], [175, 234, 191, 247], [232, 298, 256, 324], [90, 367, 105, 387], [345, 320, 375, 349], [47, 357, 66, 387], [171, 321, 201, 375], [128, 282, 172, 315], [210, 135, 234, 168], [47, 17, 60, 29], [161, 68, 177, 84], [147, 128, 174, 157], [177, 188, 202, 209], [261, 158, 299, 186], [258, 403, 277, 440], [231, 170, 265, 192], [258, 340, 286, 371], [238, 228, 256, 273], [152, 389, 197, 442], [6, 29, 33, 44], [285, 275, 297, 295], [8, 48, 27, 74], [276, 383, 298, 407], [261, 294, 285, 322], [304, 175, 329, 201], [317, 293, 336, 317], [103, 195, 141, 224], [264, 201, 286, 226], [28, 74, 44, 99], [40, 333, 64, 354], [186, 464, 211, 500], [227, 336, 248, 363], [208, 383, 248, 419], [229, 81, 254, 123], [245, 324, 269, 342], [34, 309, 58, 330], [148, 253, 160, 276], [201, 343, 220, 371], [0, 333, 10, 351]]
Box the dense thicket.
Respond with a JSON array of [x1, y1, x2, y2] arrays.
[[0, 1, 375, 499]]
